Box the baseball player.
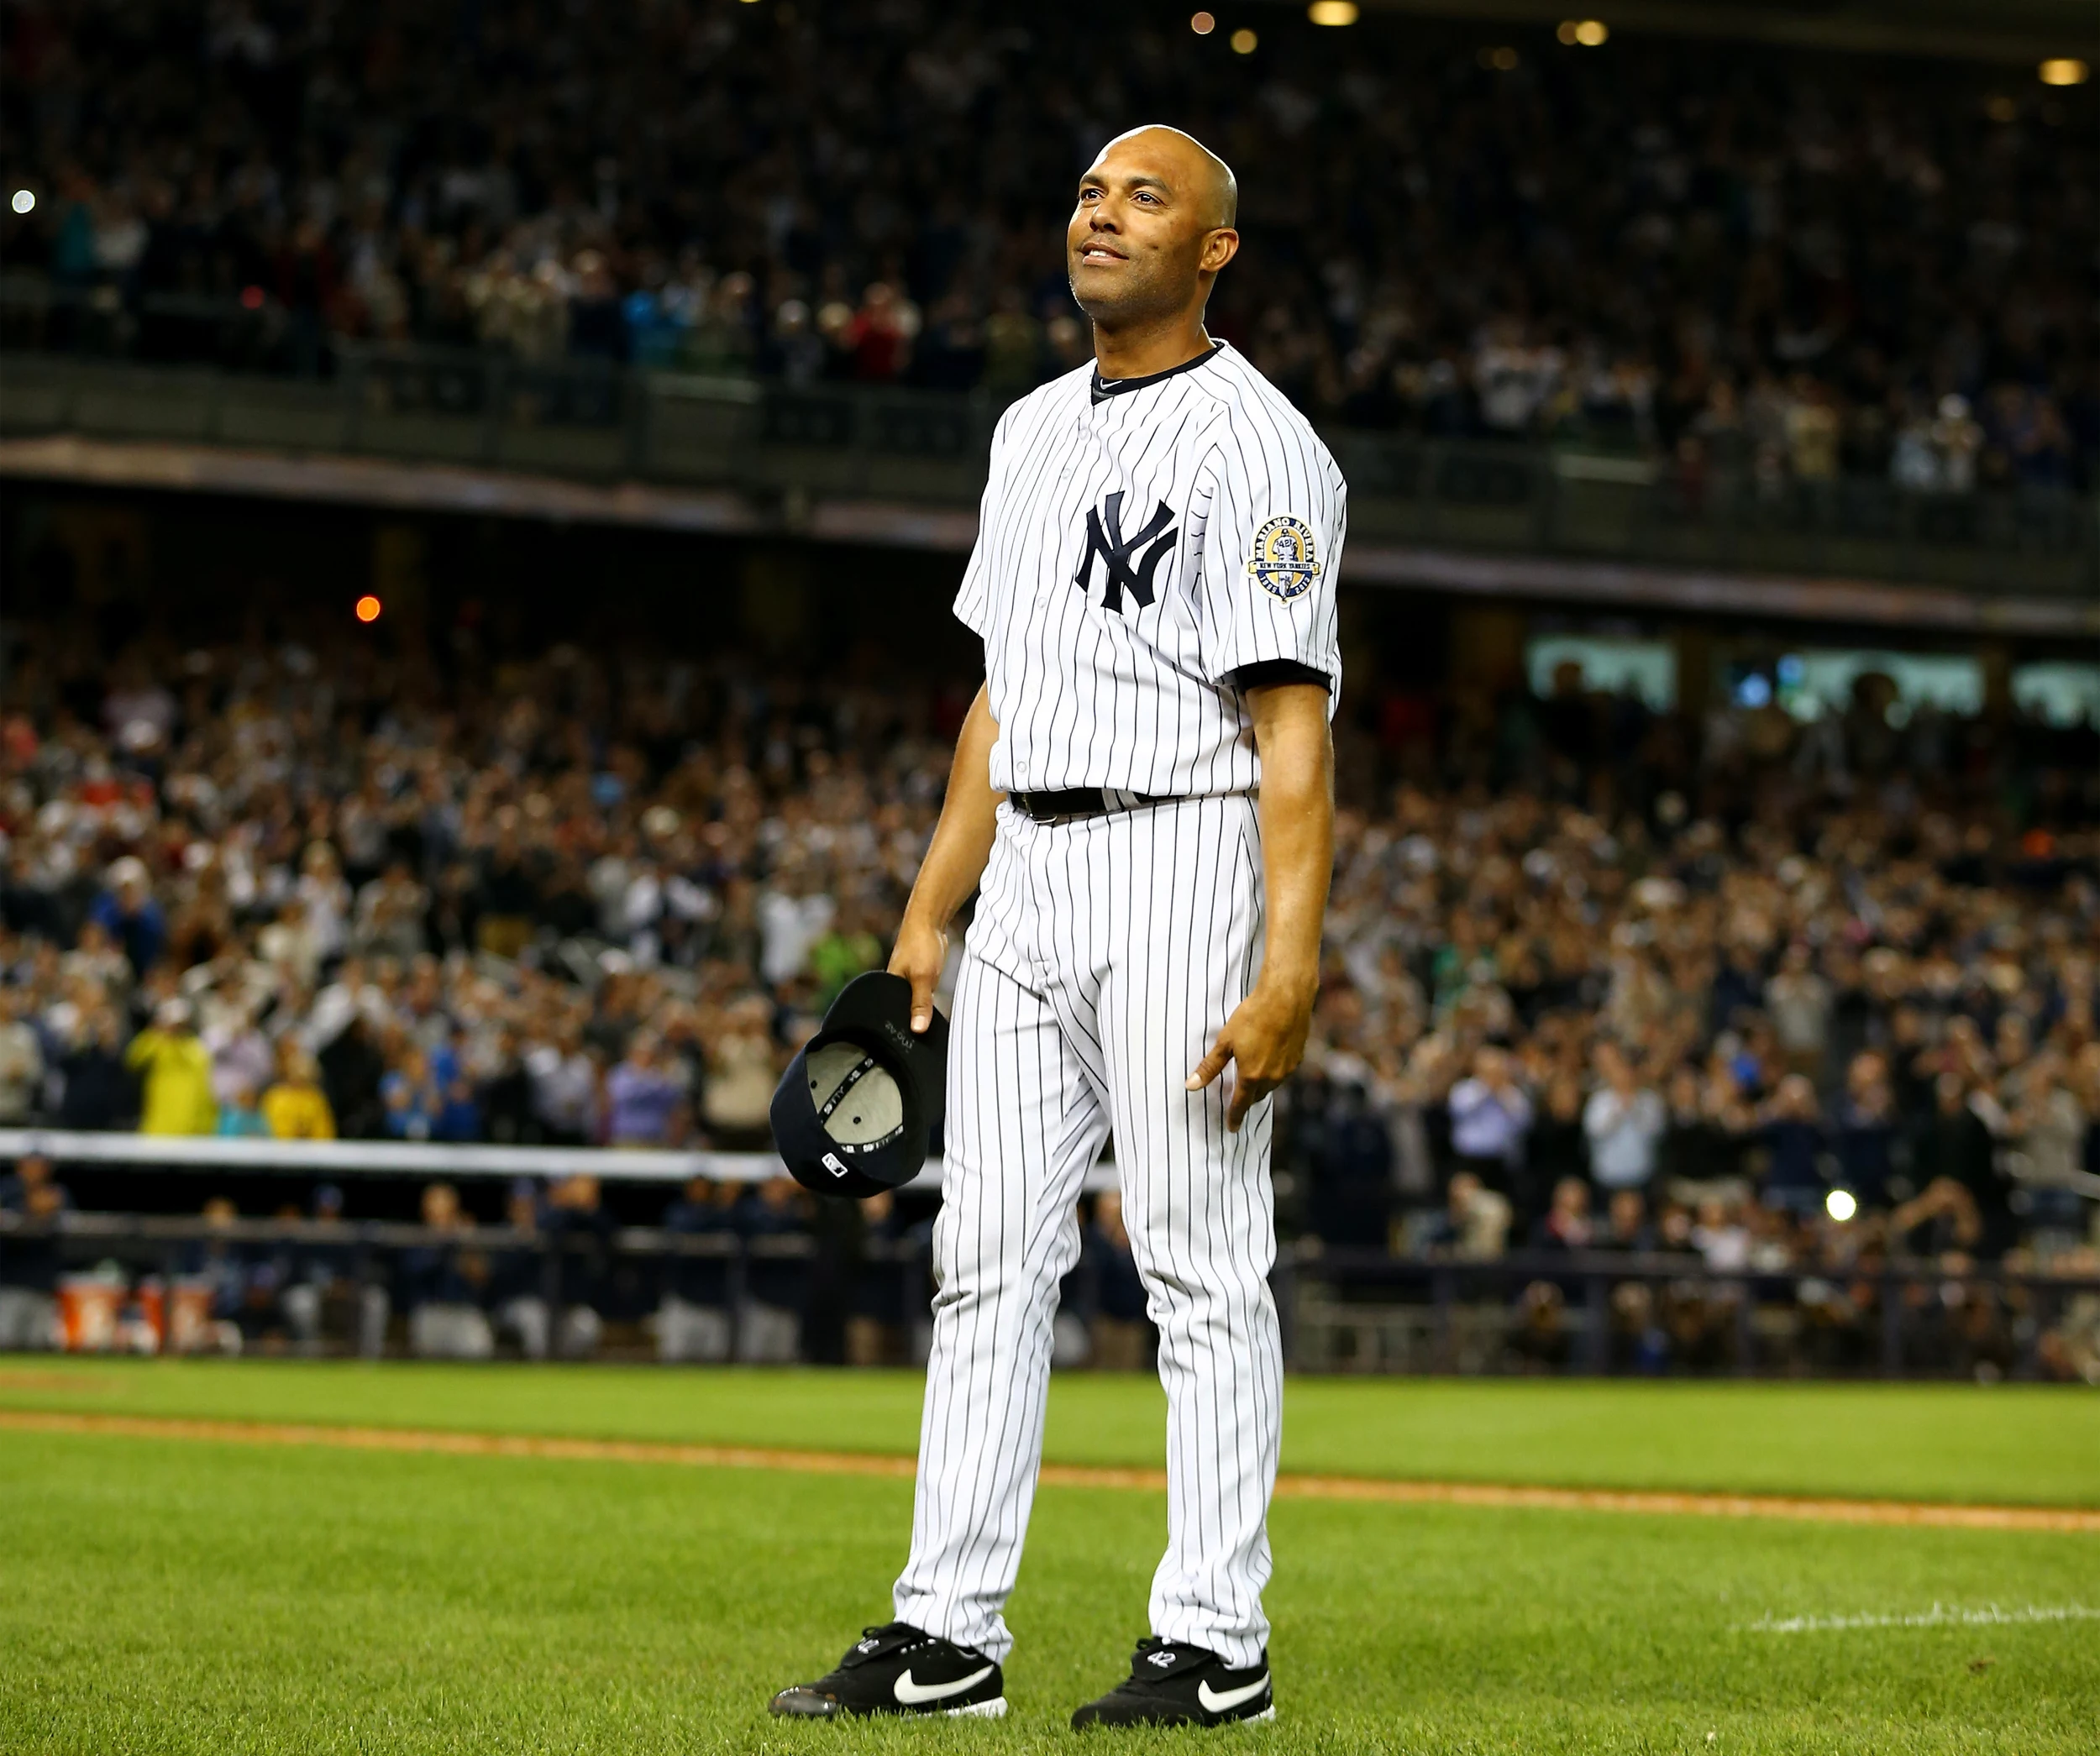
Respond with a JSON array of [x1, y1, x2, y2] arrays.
[[771, 123, 1342, 1729]]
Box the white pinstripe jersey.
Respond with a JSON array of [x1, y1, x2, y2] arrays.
[[954, 341, 1347, 798]]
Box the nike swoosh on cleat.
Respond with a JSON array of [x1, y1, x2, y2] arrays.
[[894, 1664, 995, 1706], [1197, 1674, 1270, 1714]]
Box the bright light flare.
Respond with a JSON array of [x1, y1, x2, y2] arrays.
[[354, 595, 383, 623], [1308, 2, 1359, 24], [9, 189, 34, 215], [1559, 18, 1609, 47], [1231, 26, 1257, 53], [1825, 1189, 1859, 1224], [2040, 58, 2088, 86]]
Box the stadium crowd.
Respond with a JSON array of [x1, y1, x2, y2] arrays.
[[0, 614, 2097, 1376], [3, 2, 2097, 490]]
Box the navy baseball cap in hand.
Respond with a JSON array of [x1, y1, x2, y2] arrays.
[[770, 972, 948, 1198]]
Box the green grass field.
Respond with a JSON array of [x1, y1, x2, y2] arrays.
[[3, 1364, 2097, 1754]]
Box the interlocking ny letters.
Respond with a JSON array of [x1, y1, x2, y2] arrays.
[[1074, 490, 1177, 615]]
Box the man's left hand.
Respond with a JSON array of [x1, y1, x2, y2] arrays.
[[1186, 975, 1316, 1133]]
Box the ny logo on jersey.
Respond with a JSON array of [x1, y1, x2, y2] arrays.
[[1074, 490, 1177, 615]]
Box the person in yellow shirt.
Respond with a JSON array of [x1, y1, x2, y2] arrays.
[[124, 1000, 218, 1135], [262, 1040, 337, 1140]]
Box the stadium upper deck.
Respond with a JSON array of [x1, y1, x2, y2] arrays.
[[2, 1, 2094, 494]]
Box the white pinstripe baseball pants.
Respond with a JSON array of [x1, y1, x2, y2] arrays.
[[893, 794, 1283, 1669]]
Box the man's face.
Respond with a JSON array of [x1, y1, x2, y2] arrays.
[[1067, 131, 1236, 328]]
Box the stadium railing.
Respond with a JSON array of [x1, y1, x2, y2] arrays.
[[0, 1125, 782, 1186], [3, 315, 2094, 604], [6, 1203, 2095, 1381], [1277, 1246, 2100, 1383]]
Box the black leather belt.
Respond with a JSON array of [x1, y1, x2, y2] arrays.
[[1008, 788, 1164, 824]]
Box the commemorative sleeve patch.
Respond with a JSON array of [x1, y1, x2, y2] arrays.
[[1245, 515, 1322, 600]]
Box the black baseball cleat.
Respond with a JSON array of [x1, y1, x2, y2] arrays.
[[768, 1621, 1006, 1720], [1071, 1635, 1274, 1728]]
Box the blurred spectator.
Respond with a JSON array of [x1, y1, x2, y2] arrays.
[[1830, 1052, 1898, 1207], [606, 1033, 685, 1148], [809, 899, 884, 1008], [401, 1182, 496, 1360], [1766, 943, 1833, 1082], [1446, 1045, 1534, 1203], [1915, 1075, 2012, 1258], [215, 1079, 269, 1138], [538, 1174, 613, 1359], [1601, 1188, 1653, 1253], [1523, 1073, 1588, 1208], [318, 1015, 388, 1141], [1306, 1081, 1396, 1250], [1535, 1177, 1594, 1251], [703, 998, 781, 1151], [657, 1176, 738, 1363], [1583, 1045, 1665, 1193], [126, 1000, 218, 1135], [262, 1041, 338, 1140], [491, 1179, 554, 1359], [278, 1184, 376, 1356], [0, 1155, 70, 1350], [0, 987, 45, 1124], [738, 1176, 810, 1364], [58, 1007, 135, 1130], [1759, 1074, 1829, 1216], [381, 1046, 444, 1140], [845, 1188, 913, 1367], [88, 858, 165, 978], [1422, 1170, 1513, 1261]]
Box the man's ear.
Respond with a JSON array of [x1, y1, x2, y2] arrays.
[[1201, 228, 1241, 275]]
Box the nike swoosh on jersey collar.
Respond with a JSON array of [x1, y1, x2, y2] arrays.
[[1089, 339, 1225, 404], [1196, 1673, 1270, 1713], [894, 1663, 995, 1706]]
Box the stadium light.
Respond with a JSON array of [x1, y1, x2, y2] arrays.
[[2040, 58, 2088, 86], [1231, 27, 1257, 53], [1478, 45, 1520, 71], [9, 189, 32, 215], [1308, 2, 1358, 24], [355, 595, 383, 623], [1558, 19, 1609, 46], [1824, 1189, 1858, 1224], [1190, 11, 1215, 34]]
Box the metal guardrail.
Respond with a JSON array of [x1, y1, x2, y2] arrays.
[[1280, 1245, 2100, 1382], [7, 1213, 2094, 1379], [3, 284, 2094, 599]]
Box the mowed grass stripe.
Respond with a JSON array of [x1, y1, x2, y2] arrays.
[[9, 1407, 2097, 1534]]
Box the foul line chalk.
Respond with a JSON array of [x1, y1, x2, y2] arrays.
[[4, 1409, 2097, 1535], [1744, 1603, 2100, 1634]]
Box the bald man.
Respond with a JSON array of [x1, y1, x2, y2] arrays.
[[771, 126, 1345, 1729]]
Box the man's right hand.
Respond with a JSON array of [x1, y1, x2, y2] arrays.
[[887, 683, 1000, 1033], [889, 917, 950, 1033]]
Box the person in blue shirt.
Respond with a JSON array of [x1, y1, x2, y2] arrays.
[[215, 1078, 270, 1137], [87, 858, 166, 979], [381, 1047, 444, 1140]]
